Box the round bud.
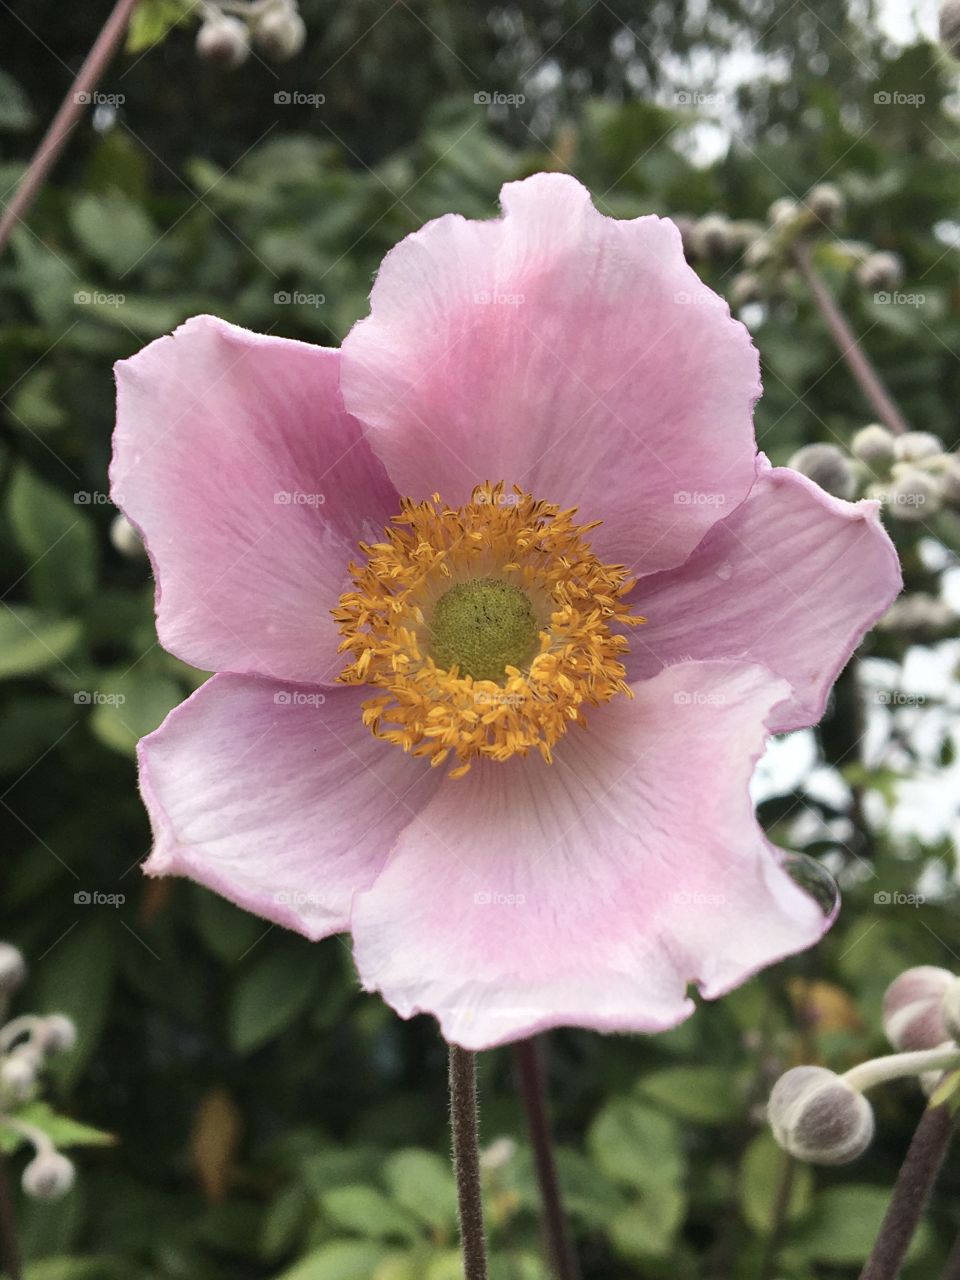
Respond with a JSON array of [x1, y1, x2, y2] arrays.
[[253, 0, 306, 60], [851, 424, 896, 470], [768, 197, 799, 227], [37, 1014, 77, 1056], [22, 1152, 75, 1200], [730, 272, 762, 307], [196, 13, 250, 69], [885, 469, 941, 521], [941, 977, 960, 1041], [788, 443, 857, 500], [883, 966, 954, 1051], [768, 1066, 874, 1166], [857, 251, 903, 293], [879, 592, 955, 634], [0, 942, 26, 993], [807, 184, 844, 225], [895, 431, 944, 463], [744, 236, 774, 268], [940, 456, 960, 507], [940, 0, 960, 59], [109, 513, 145, 558], [0, 1050, 37, 1103], [480, 1135, 518, 1171], [691, 214, 731, 259]]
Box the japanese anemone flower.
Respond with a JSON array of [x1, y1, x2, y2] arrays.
[[111, 173, 900, 1050]]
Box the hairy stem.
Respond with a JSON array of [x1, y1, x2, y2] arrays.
[[859, 1103, 954, 1280], [449, 1045, 489, 1280], [758, 1150, 795, 1280], [0, 1157, 21, 1280], [513, 1037, 580, 1280], [0, 0, 139, 258], [792, 240, 911, 437]]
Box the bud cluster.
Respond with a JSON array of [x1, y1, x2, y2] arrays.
[[0, 942, 79, 1201], [196, 0, 306, 69], [768, 966, 960, 1166]]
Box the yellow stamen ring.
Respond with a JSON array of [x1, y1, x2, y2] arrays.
[[333, 483, 645, 777]]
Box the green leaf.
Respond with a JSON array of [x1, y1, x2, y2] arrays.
[[587, 1098, 684, 1190], [0, 607, 82, 680], [383, 1149, 457, 1233], [125, 0, 194, 53], [607, 1183, 687, 1260], [8, 467, 97, 610], [86, 668, 184, 757], [927, 1073, 960, 1112], [637, 1065, 744, 1124], [24, 1259, 132, 1280], [793, 1185, 932, 1264], [321, 1186, 420, 1243], [69, 192, 159, 277], [230, 946, 321, 1053], [0, 1102, 115, 1155], [276, 1241, 390, 1280], [739, 1133, 813, 1235], [30, 916, 117, 1088], [0, 69, 34, 131]]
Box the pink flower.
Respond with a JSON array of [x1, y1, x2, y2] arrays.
[[111, 174, 901, 1050]]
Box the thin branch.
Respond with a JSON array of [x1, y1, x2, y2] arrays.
[[513, 1037, 580, 1280], [0, 1157, 21, 1280], [449, 1044, 489, 1280], [792, 240, 911, 437], [0, 0, 140, 258], [860, 1103, 954, 1280]]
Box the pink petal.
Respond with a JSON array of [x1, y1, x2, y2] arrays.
[[111, 316, 398, 684], [625, 460, 902, 732], [139, 674, 439, 940], [340, 173, 759, 572], [350, 662, 827, 1049]]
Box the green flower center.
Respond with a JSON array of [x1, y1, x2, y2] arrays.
[[430, 577, 540, 682]]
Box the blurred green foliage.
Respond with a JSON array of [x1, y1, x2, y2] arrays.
[[1, 2, 959, 1277]]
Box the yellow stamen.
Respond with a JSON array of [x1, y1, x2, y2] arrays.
[[333, 482, 645, 776]]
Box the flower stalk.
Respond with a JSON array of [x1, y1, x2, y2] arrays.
[[859, 1103, 954, 1280], [843, 1047, 960, 1093], [449, 1045, 489, 1280], [513, 1037, 580, 1280], [0, 0, 139, 258], [791, 240, 911, 437]]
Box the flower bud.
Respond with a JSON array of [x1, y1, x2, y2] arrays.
[[851, 424, 896, 470], [885, 469, 941, 521], [879, 593, 955, 634], [940, 456, 960, 507], [807, 184, 844, 225], [0, 1050, 37, 1102], [22, 1152, 75, 1200], [768, 1066, 874, 1165], [788, 443, 856, 500], [895, 431, 943, 463], [109, 513, 145, 558], [253, 0, 306, 60], [196, 13, 250, 69], [480, 1136, 517, 1171], [37, 1014, 77, 1056], [883, 966, 954, 1051], [730, 272, 762, 307], [768, 197, 799, 227], [744, 236, 774, 268], [857, 251, 903, 292], [691, 214, 731, 259], [0, 942, 26, 993], [940, 0, 960, 58], [939, 975, 960, 1041]]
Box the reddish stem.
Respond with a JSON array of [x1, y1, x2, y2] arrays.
[[513, 1037, 580, 1280], [0, 0, 139, 257], [792, 240, 911, 436]]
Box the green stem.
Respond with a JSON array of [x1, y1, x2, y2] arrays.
[[449, 1044, 489, 1280], [0, 1157, 21, 1280]]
